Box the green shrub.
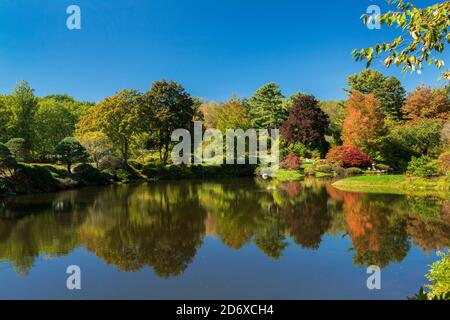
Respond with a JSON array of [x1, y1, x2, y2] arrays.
[[5, 138, 27, 162], [407, 155, 438, 178], [316, 164, 333, 173], [73, 164, 110, 185], [426, 251, 450, 300], [115, 169, 134, 182], [346, 167, 364, 175], [11, 164, 59, 194]]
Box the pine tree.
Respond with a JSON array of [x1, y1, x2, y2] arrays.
[[249, 83, 287, 129]]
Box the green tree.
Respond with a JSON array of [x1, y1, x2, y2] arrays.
[[8, 81, 38, 159], [144, 80, 196, 164], [5, 138, 27, 162], [54, 137, 88, 173], [347, 69, 406, 117], [0, 96, 13, 143], [90, 89, 145, 166], [353, 0, 450, 79], [216, 99, 251, 131], [249, 83, 288, 129], [33, 98, 76, 161], [0, 143, 17, 176], [78, 131, 113, 168]]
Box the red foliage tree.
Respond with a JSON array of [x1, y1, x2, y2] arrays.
[[280, 95, 329, 151], [326, 146, 372, 168], [280, 154, 302, 170]]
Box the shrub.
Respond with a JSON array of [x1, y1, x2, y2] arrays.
[[281, 142, 308, 159], [333, 166, 346, 177], [73, 164, 110, 185], [426, 251, 450, 300], [280, 154, 302, 170], [315, 164, 333, 173], [98, 155, 122, 171], [326, 146, 372, 168], [115, 169, 134, 182], [10, 164, 59, 194], [407, 155, 438, 178], [346, 167, 364, 176]]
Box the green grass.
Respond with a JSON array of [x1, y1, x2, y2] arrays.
[[333, 174, 450, 197], [272, 169, 304, 181]]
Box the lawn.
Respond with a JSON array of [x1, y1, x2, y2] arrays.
[[333, 174, 450, 197]]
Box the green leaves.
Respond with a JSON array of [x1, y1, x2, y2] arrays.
[[353, 1, 450, 79]]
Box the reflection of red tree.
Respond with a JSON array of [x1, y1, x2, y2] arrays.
[[279, 182, 302, 197]]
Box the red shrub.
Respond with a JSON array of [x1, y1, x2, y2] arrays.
[[280, 154, 302, 170], [326, 146, 372, 168]]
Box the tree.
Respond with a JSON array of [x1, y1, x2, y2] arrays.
[[33, 98, 77, 161], [249, 83, 287, 129], [216, 99, 251, 132], [144, 80, 195, 164], [200, 102, 220, 129], [0, 143, 17, 176], [342, 91, 386, 158], [0, 95, 13, 143], [78, 131, 113, 168], [8, 81, 38, 159], [347, 69, 406, 117], [380, 118, 443, 169], [5, 138, 27, 162], [402, 85, 450, 121], [280, 95, 329, 153], [320, 100, 346, 145], [353, 0, 450, 79], [54, 137, 88, 173], [326, 146, 372, 168], [90, 89, 145, 166]]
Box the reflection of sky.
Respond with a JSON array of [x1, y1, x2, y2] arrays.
[[0, 237, 439, 299]]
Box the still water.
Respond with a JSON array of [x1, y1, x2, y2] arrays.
[[0, 178, 448, 299]]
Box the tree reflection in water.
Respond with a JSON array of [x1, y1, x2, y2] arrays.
[[0, 179, 449, 277]]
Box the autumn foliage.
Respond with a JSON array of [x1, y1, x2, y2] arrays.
[[402, 85, 450, 122], [341, 91, 385, 153], [280, 95, 329, 150], [280, 154, 302, 170], [326, 146, 372, 168]]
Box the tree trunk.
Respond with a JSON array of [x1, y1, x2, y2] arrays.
[[67, 163, 72, 174]]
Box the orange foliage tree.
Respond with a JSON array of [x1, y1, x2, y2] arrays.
[[401, 85, 450, 122], [342, 91, 385, 157]]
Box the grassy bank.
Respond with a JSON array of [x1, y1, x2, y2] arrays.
[[333, 174, 450, 196]]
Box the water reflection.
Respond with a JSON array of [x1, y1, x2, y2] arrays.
[[0, 179, 449, 277]]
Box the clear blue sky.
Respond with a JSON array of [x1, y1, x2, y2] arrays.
[[0, 0, 447, 102]]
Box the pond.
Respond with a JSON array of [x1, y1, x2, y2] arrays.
[[0, 178, 448, 299]]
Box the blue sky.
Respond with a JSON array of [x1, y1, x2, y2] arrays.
[[0, 0, 448, 102]]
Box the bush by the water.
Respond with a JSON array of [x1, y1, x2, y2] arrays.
[[315, 164, 333, 173], [280, 154, 302, 170], [346, 167, 364, 176], [98, 155, 122, 171], [407, 155, 438, 178], [326, 146, 372, 168], [73, 164, 110, 185]]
